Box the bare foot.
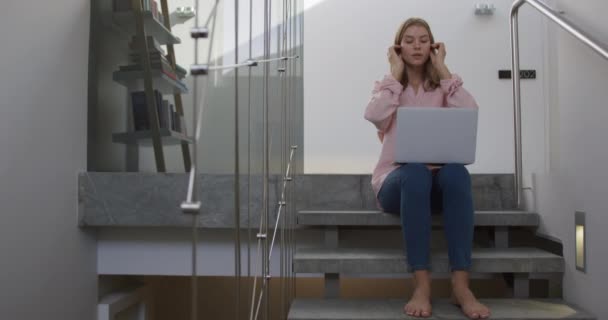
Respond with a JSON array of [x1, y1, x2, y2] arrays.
[[451, 285, 491, 319], [404, 285, 432, 318]]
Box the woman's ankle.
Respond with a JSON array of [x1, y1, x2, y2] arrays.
[[450, 270, 470, 289], [413, 270, 432, 290]]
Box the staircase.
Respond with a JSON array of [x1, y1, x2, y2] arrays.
[[287, 176, 595, 320]]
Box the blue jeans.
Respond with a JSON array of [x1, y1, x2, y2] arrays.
[[377, 163, 474, 272]]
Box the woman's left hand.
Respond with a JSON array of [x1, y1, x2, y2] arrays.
[[430, 42, 447, 68], [430, 42, 452, 80]]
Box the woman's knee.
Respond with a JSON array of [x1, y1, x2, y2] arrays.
[[438, 164, 471, 191], [397, 163, 432, 190], [399, 163, 431, 176]]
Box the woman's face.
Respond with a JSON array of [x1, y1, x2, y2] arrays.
[[399, 25, 432, 68]]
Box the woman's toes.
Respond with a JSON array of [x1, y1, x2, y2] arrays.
[[480, 309, 490, 318]]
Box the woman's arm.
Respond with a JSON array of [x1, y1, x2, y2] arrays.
[[431, 43, 478, 108], [364, 74, 404, 134], [441, 74, 478, 108]]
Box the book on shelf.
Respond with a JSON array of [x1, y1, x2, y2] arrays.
[[119, 63, 180, 81], [130, 54, 185, 77], [131, 91, 149, 131], [124, 38, 186, 80], [161, 100, 170, 130], [127, 55, 186, 78], [170, 104, 176, 131], [148, 54, 186, 78], [178, 110, 184, 133], [128, 51, 169, 64], [120, 53, 183, 81], [154, 89, 163, 129], [130, 90, 176, 132], [170, 104, 183, 133]]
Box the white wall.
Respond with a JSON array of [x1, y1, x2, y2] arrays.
[[97, 227, 431, 278], [97, 228, 323, 276], [533, 0, 608, 317], [0, 1, 97, 319], [303, 0, 549, 189]]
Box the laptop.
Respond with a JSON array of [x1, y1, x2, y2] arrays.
[[394, 106, 478, 164]]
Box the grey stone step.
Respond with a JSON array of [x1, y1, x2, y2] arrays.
[[295, 174, 517, 211], [294, 247, 563, 274], [298, 210, 539, 227], [288, 298, 595, 320], [80, 173, 517, 228]]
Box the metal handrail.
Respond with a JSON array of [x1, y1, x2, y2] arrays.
[[510, 0, 608, 208]]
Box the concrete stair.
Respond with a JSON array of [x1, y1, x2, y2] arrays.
[[288, 298, 594, 320], [289, 205, 594, 319], [294, 247, 564, 274], [297, 210, 540, 227]]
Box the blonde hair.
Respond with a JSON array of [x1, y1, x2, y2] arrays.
[[394, 17, 440, 90]]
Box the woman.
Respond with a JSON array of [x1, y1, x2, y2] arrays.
[[364, 18, 491, 319]]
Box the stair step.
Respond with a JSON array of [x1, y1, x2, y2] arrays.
[[298, 210, 539, 227], [288, 298, 594, 320], [294, 247, 563, 274]]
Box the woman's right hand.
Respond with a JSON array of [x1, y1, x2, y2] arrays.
[[387, 45, 405, 81]]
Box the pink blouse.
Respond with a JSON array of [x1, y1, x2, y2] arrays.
[[363, 74, 478, 210]]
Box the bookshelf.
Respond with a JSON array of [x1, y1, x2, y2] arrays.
[[110, 0, 192, 172]]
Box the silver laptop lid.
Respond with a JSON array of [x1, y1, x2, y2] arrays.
[[394, 106, 478, 164]]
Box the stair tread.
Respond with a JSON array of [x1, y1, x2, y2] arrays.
[[294, 247, 564, 273], [288, 298, 594, 320], [297, 247, 559, 259], [297, 210, 539, 226]]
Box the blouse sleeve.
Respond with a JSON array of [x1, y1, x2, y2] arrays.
[[440, 74, 478, 108], [364, 74, 404, 133]]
